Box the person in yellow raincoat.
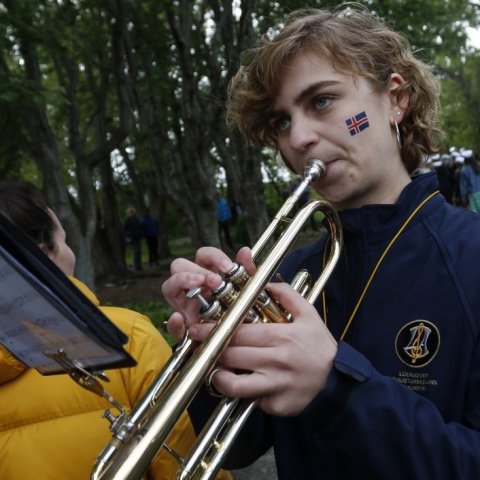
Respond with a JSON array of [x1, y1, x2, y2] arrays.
[[0, 180, 232, 480]]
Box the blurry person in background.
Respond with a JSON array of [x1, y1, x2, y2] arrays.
[[216, 192, 234, 250], [123, 206, 143, 271], [432, 153, 455, 204], [459, 150, 480, 212], [141, 208, 160, 267]]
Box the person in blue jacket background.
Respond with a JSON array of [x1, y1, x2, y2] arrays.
[[162, 5, 480, 479], [140, 208, 160, 266], [459, 151, 480, 212], [216, 193, 234, 250]]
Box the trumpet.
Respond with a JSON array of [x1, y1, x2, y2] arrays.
[[91, 158, 343, 480]]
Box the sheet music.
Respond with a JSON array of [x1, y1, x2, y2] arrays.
[[0, 210, 135, 374], [0, 245, 134, 374]]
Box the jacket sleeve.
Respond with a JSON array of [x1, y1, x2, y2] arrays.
[[299, 341, 480, 479]]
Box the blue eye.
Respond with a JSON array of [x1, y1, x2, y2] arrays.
[[272, 116, 291, 132], [313, 95, 332, 110]]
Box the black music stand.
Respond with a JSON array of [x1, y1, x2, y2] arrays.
[[0, 212, 136, 378]]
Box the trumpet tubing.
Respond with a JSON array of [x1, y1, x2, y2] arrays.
[[91, 159, 343, 480]]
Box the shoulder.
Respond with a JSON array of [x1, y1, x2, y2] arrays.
[[425, 203, 480, 328], [99, 306, 174, 406], [428, 202, 480, 239], [100, 306, 171, 362], [423, 203, 480, 264], [70, 278, 172, 366]]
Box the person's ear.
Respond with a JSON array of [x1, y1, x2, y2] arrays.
[[37, 242, 55, 262], [388, 73, 409, 125], [37, 243, 49, 255]]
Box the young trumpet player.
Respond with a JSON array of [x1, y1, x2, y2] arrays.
[[162, 4, 480, 479]]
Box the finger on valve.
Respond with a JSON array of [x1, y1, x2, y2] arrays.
[[195, 246, 235, 274], [236, 246, 256, 275]]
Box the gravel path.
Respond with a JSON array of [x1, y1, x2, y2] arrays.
[[231, 449, 277, 480]]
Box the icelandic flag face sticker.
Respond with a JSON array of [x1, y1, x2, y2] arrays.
[[345, 111, 369, 136]]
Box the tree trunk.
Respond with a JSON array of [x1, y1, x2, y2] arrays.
[[9, 8, 95, 287], [95, 156, 128, 278]]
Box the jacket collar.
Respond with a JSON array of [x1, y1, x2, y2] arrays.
[[338, 172, 443, 245]]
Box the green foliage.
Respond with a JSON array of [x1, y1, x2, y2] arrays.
[[1, 0, 479, 263], [439, 77, 476, 149]]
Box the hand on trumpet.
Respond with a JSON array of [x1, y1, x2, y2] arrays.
[[161, 246, 253, 339], [162, 246, 338, 417]]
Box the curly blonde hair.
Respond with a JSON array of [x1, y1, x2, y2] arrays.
[[227, 5, 442, 173]]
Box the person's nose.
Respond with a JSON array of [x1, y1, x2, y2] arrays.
[[288, 115, 319, 153]]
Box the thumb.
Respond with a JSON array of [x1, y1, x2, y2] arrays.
[[167, 311, 188, 341]]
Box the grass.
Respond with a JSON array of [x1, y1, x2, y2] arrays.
[[169, 237, 196, 257]]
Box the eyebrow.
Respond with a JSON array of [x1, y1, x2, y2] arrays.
[[271, 80, 341, 117], [293, 80, 341, 105]]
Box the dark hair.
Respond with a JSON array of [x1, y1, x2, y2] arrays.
[[0, 181, 55, 251]]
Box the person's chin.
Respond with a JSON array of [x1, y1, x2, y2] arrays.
[[319, 181, 355, 209]]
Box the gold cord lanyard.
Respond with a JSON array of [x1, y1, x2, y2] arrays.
[[321, 190, 440, 340]]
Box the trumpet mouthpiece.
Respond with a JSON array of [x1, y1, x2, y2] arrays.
[[304, 159, 326, 181]]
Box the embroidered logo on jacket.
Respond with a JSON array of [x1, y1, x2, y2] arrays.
[[395, 320, 440, 368]]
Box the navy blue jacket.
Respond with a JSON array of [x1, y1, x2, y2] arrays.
[[190, 173, 480, 479]]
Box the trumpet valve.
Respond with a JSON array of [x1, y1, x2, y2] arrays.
[[187, 287, 223, 322], [225, 263, 250, 289], [212, 281, 238, 308]]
